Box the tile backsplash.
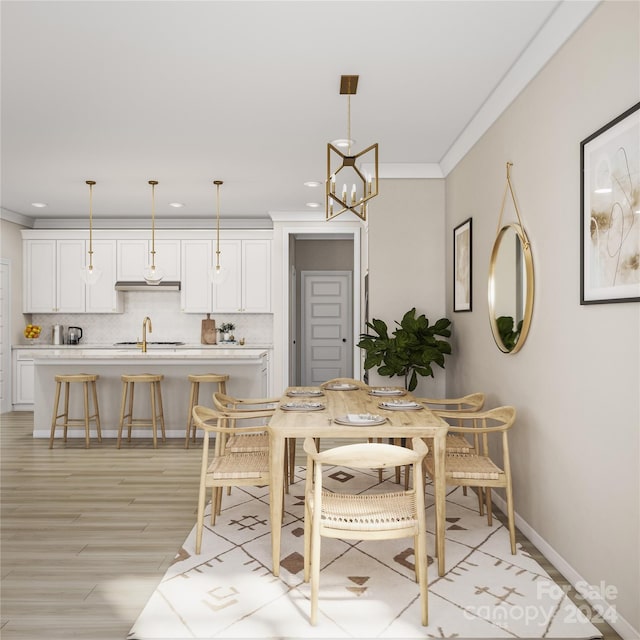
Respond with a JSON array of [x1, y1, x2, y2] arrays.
[[31, 291, 273, 346]]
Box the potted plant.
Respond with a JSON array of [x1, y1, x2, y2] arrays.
[[217, 322, 236, 342], [357, 307, 452, 391]]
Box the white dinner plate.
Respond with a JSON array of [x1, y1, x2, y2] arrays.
[[368, 387, 406, 397], [334, 414, 387, 426], [280, 402, 325, 412], [378, 401, 424, 411], [324, 383, 359, 391], [287, 389, 324, 397]]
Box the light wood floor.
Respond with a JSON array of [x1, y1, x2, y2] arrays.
[[1, 412, 620, 639]]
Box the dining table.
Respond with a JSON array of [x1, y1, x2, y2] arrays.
[[268, 384, 450, 577]]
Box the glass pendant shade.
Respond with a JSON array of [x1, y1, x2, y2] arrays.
[[143, 264, 165, 285], [80, 265, 102, 285], [209, 264, 228, 284]]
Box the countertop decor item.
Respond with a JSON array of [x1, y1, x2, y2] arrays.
[[358, 307, 452, 392], [217, 322, 235, 342], [24, 324, 41, 341], [201, 314, 216, 344]]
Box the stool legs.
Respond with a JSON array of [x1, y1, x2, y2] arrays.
[[118, 377, 165, 449], [185, 381, 200, 448], [49, 376, 101, 449]]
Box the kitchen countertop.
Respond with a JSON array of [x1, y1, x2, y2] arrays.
[[13, 342, 272, 351]]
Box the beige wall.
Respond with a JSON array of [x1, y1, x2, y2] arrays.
[[367, 178, 447, 396], [1, 218, 28, 344], [445, 1, 639, 633]]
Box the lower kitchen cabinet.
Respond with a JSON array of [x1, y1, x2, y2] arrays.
[[12, 350, 34, 409]]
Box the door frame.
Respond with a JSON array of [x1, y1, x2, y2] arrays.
[[300, 270, 353, 385], [274, 219, 363, 391], [1, 259, 12, 413]]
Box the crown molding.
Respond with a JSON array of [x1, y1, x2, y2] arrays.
[[439, 0, 600, 176]]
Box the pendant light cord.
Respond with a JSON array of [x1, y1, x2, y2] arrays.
[[149, 180, 158, 269], [86, 180, 96, 269]]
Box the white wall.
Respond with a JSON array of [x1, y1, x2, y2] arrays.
[[367, 178, 447, 396], [0, 219, 28, 345], [445, 2, 639, 635]]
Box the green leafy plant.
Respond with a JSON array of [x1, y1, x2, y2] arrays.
[[496, 316, 523, 352], [217, 322, 236, 334], [357, 307, 452, 391]]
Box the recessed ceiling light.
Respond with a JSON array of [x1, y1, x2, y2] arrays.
[[331, 138, 355, 149], [304, 181, 321, 188], [169, 202, 184, 208], [31, 202, 47, 208], [306, 202, 321, 208]]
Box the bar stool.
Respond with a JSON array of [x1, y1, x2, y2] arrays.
[[117, 373, 166, 448], [185, 373, 229, 447], [49, 373, 102, 449]]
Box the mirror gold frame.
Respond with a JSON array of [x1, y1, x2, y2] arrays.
[[488, 222, 534, 353]]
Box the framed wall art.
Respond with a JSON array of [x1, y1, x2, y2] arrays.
[[580, 101, 640, 304], [453, 217, 472, 312]]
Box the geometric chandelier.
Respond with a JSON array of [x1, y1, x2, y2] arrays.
[[326, 75, 378, 221]]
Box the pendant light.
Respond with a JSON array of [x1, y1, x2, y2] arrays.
[[209, 180, 228, 283], [326, 75, 378, 221], [80, 180, 102, 285], [143, 179, 164, 284]]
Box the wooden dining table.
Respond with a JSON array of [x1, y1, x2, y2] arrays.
[[268, 385, 450, 577]]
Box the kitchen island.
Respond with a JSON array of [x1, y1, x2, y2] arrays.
[[31, 347, 270, 440]]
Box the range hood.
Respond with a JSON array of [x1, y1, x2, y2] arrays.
[[114, 281, 181, 292]]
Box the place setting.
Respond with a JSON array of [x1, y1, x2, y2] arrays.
[[286, 388, 324, 398], [334, 413, 387, 426], [279, 401, 325, 412], [377, 399, 424, 411], [323, 382, 359, 391], [368, 386, 407, 397]]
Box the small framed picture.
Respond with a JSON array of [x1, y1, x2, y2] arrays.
[[580, 102, 640, 304], [453, 218, 472, 312]]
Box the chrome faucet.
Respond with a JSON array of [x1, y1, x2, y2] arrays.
[[137, 316, 152, 352]]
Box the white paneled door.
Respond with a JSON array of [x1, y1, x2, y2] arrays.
[[301, 271, 352, 386]]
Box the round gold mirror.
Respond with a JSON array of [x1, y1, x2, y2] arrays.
[[488, 223, 534, 353]]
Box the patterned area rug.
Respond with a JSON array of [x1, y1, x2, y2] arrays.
[[129, 466, 602, 639]]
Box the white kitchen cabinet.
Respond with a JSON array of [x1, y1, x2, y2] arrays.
[[181, 238, 271, 313], [12, 350, 34, 408], [86, 239, 123, 313], [24, 236, 121, 313], [181, 239, 213, 313], [24, 238, 85, 312], [242, 239, 271, 313], [117, 238, 181, 281]]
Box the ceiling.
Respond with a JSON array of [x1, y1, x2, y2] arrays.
[[1, 1, 597, 225]]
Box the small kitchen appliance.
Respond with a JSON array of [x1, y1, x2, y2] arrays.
[[67, 326, 83, 345], [52, 324, 65, 345]]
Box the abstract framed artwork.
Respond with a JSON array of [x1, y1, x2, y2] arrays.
[[453, 217, 472, 312], [580, 101, 640, 304]]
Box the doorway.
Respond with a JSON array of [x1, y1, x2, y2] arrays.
[[289, 236, 356, 386]]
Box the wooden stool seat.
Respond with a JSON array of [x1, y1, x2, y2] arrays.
[[117, 373, 165, 448], [185, 373, 229, 447], [49, 373, 102, 449]]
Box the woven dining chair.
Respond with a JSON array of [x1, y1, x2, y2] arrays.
[[303, 437, 430, 626], [424, 405, 517, 554], [319, 377, 368, 390], [191, 404, 274, 554], [212, 391, 296, 490]]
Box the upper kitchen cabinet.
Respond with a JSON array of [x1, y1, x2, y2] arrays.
[[24, 238, 84, 313], [117, 235, 181, 281], [22, 231, 122, 313], [181, 234, 271, 313], [86, 239, 122, 313]]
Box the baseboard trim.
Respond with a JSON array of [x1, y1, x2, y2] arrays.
[[491, 493, 637, 640], [34, 428, 187, 439]]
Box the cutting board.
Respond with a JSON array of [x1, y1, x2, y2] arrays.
[[201, 314, 217, 344]]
